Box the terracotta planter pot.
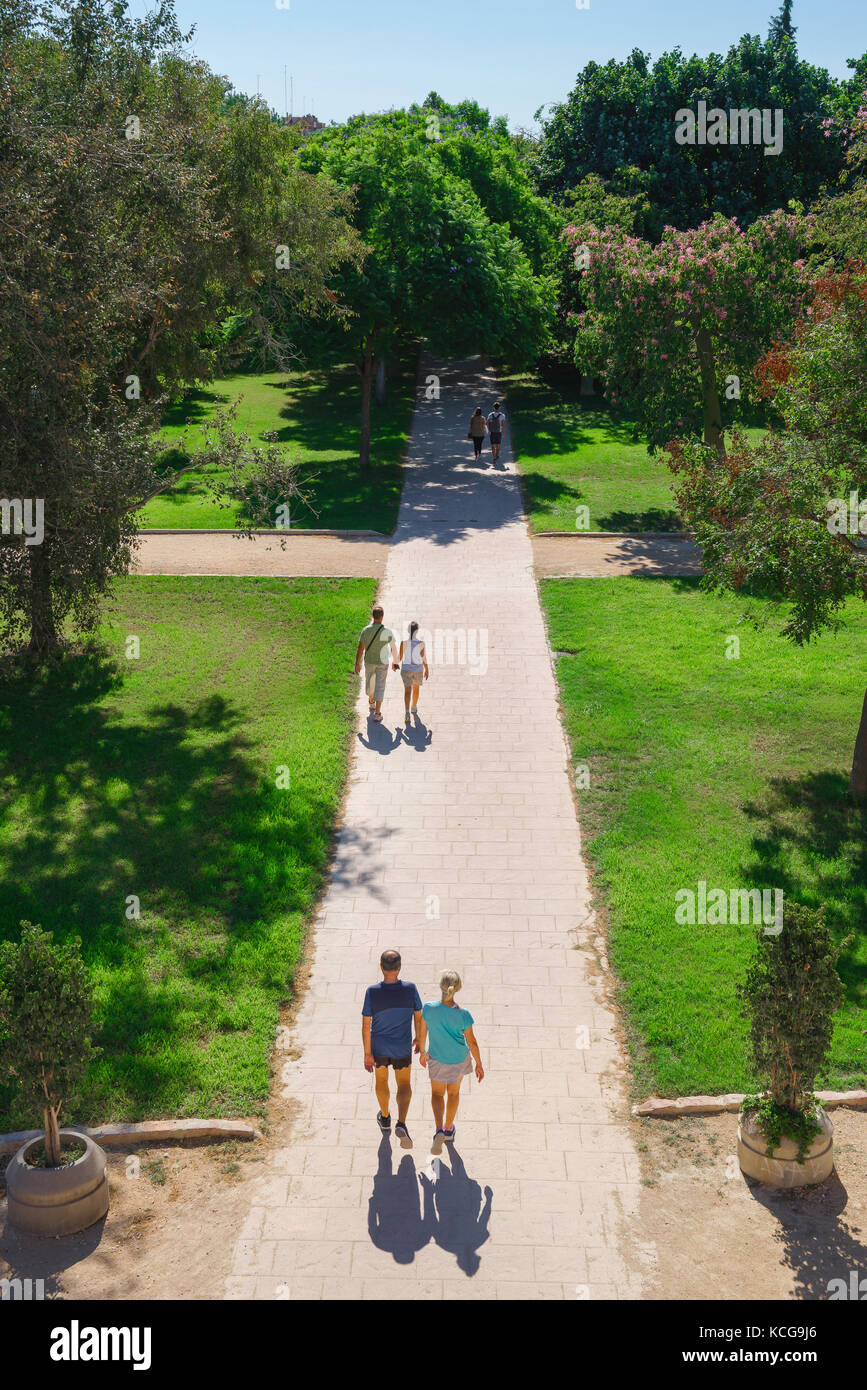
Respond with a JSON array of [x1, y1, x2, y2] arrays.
[[6, 1130, 109, 1235], [737, 1107, 834, 1188]]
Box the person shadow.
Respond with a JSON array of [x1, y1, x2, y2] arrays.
[[420, 1145, 493, 1276], [368, 1136, 431, 1264], [357, 718, 403, 755], [367, 1137, 493, 1276], [401, 714, 432, 751]]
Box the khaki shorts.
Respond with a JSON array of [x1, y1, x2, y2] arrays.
[[400, 668, 423, 688], [365, 664, 388, 702]]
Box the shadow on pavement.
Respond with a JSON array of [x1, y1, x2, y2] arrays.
[[367, 1136, 493, 1276]]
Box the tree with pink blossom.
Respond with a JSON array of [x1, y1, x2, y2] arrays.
[[564, 211, 813, 458]]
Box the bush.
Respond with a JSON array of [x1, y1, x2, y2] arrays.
[[737, 902, 850, 1157], [0, 923, 97, 1166]]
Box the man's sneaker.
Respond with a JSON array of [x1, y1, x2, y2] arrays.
[[431, 1129, 445, 1154], [395, 1122, 412, 1149], [377, 1111, 391, 1133], [405, 712, 411, 724], [443, 1127, 456, 1143]]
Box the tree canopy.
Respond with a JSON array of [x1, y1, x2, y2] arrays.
[[535, 37, 865, 237]]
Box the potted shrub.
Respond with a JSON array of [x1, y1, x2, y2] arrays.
[[0, 922, 109, 1234], [736, 901, 851, 1188]]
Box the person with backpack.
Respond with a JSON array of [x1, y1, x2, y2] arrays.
[[354, 603, 398, 722], [397, 621, 429, 724], [467, 406, 487, 459], [486, 401, 506, 464]]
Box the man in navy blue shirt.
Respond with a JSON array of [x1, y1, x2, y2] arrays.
[[362, 949, 423, 1148]]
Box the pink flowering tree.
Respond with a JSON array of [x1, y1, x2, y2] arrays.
[[564, 212, 813, 458]]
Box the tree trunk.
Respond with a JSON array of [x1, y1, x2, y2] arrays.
[[375, 357, 386, 406], [695, 326, 725, 459], [27, 541, 60, 660], [851, 687, 867, 802], [359, 345, 374, 469], [43, 1104, 61, 1168]]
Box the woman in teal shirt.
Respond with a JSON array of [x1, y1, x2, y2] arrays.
[[419, 970, 485, 1153]]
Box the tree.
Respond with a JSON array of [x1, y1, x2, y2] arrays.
[[0, 923, 97, 1167], [667, 258, 867, 794], [295, 102, 555, 467], [738, 903, 848, 1152], [768, 0, 797, 47], [564, 211, 812, 455], [535, 38, 862, 237], [0, 0, 358, 660]]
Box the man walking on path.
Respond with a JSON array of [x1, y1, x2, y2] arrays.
[[354, 604, 398, 723], [486, 401, 506, 464], [362, 949, 423, 1149]]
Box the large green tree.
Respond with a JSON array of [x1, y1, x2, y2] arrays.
[[0, 0, 357, 658], [294, 100, 556, 467], [535, 36, 865, 237], [565, 211, 812, 455]]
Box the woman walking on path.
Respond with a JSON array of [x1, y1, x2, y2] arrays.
[[396, 621, 429, 724], [419, 970, 484, 1154], [467, 407, 486, 459]]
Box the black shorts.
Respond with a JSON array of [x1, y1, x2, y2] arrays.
[[373, 1055, 412, 1070], [490, 432, 502, 445]]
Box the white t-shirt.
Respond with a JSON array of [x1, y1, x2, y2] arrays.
[[401, 637, 424, 672], [487, 410, 505, 433]]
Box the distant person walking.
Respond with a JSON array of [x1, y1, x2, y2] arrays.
[[362, 949, 423, 1149], [354, 603, 398, 722], [467, 407, 486, 459], [418, 970, 484, 1154], [398, 621, 429, 724], [486, 401, 506, 464]]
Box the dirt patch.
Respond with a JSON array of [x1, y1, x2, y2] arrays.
[[622, 1107, 867, 1300]]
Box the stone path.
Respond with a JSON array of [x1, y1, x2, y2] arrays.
[[224, 357, 647, 1301]]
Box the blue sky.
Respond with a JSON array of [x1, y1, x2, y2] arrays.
[[151, 0, 866, 131]]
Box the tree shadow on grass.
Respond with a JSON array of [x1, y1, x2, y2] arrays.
[[0, 652, 333, 1125], [595, 507, 683, 532], [740, 771, 867, 1006], [520, 471, 586, 521]]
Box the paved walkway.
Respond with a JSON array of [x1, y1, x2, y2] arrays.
[[224, 357, 647, 1301]]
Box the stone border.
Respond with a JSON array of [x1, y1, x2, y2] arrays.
[[137, 528, 389, 538], [533, 530, 696, 540], [633, 1090, 867, 1118], [0, 1117, 262, 1157]]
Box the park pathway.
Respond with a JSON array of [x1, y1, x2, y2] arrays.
[[225, 356, 648, 1300]]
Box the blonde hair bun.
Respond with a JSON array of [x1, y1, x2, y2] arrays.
[[439, 969, 462, 1002]]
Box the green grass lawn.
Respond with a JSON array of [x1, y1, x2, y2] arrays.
[[0, 576, 375, 1127], [499, 367, 765, 533], [138, 359, 417, 533], [542, 576, 867, 1097]]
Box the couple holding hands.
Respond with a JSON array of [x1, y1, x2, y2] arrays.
[[354, 604, 429, 724]]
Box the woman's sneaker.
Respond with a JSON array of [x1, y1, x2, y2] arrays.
[[431, 1129, 445, 1154], [377, 1111, 391, 1133], [395, 1122, 412, 1149], [443, 1127, 456, 1143]]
